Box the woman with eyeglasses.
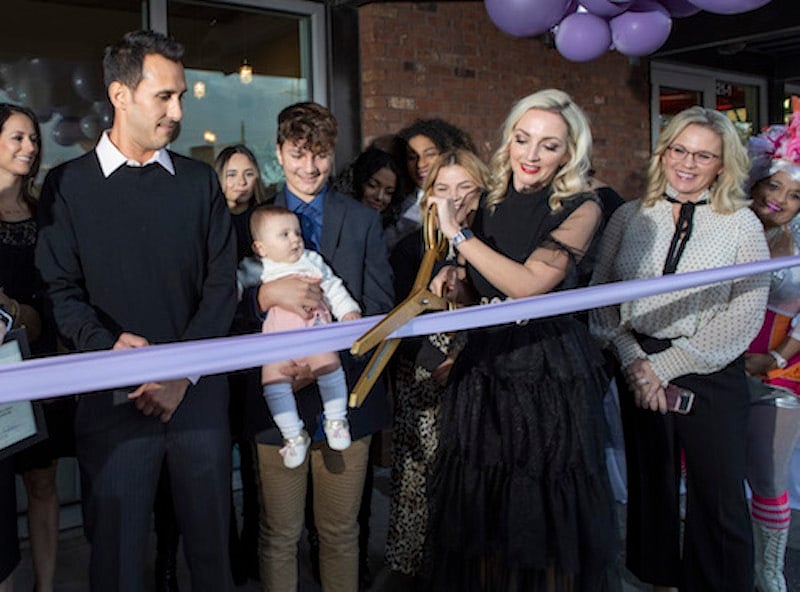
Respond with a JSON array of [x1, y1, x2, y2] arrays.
[[591, 106, 771, 591]]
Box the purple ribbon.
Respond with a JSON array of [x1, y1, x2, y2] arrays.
[[1, 255, 797, 404]]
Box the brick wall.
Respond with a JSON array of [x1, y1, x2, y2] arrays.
[[358, 1, 652, 199]]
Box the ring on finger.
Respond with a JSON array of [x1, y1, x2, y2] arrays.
[[638, 378, 649, 385]]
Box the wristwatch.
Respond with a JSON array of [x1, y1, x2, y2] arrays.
[[769, 349, 788, 369], [451, 227, 474, 249]]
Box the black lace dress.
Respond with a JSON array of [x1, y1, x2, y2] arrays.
[[424, 186, 617, 591], [0, 218, 40, 580]]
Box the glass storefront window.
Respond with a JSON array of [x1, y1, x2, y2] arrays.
[[167, 0, 313, 188], [1, 0, 320, 191], [658, 86, 703, 134], [651, 63, 766, 150], [0, 0, 143, 180], [783, 95, 800, 123], [716, 80, 759, 144], [1, 0, 325, 515]]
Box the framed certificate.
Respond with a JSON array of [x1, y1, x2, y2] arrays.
[[0, 329, 47, 460]]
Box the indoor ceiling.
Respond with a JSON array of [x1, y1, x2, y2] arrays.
[[653, 0, 800, 83]]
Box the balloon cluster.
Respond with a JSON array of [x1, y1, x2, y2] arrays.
[[484, 0, 772, 62], [0, 58, 112, 147]]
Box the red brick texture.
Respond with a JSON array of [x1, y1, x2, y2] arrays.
[[358, 2, 651, 199]]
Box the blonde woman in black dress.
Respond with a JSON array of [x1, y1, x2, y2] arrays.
[[425, 89, 616, 591]]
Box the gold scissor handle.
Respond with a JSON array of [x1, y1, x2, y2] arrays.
[[350, 283, 445, 356], [348, 200, 451, 406], [425, 202, 448, 258]]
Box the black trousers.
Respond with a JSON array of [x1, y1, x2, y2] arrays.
[[620, 335, 753, 591], [75, 375, 233, 592]]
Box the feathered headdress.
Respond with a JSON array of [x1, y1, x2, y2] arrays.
[[748, 112, 800, 191]]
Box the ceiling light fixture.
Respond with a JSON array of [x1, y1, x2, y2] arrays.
[[193, 81, 206, 99], [239, 59, 253, 84]]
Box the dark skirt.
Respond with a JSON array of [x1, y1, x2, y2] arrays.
[[15, 396, 77, 473], [424, 316, 618, 591]]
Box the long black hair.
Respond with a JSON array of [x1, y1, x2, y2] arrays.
[[336, 147, 407, 227], [0, 103, 42, 214]]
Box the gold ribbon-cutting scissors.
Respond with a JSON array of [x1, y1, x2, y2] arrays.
[[349, 205, 451, 407]]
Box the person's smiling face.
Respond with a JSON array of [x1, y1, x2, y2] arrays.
[[0, 112, 39, 180], [751, 169, 800, 228], [276, 140, 332, 202], [407, 134, 440, 189], [662, 123, 723, 202], [431, 164, 481, 225], [509, 109, 569, 193]]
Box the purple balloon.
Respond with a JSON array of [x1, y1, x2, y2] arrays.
[[610, 4, 672, 56], [630, 0, 670, 14], [562, 0, 580, 17], [658, 0, 701, 16], [581, 0, 632, 18], [485, 0, 571, 37], [555, 13, 612, 62], [685, 0, 770, 14]]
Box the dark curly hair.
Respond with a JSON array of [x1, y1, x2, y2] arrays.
[[396, 118, 476, 154], [344, 147, 408, 227], [277, 102, 338, 155]]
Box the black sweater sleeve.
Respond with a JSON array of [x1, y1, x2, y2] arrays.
[[36, 165, 119, 351]]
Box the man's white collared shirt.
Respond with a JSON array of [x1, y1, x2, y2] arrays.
[[95, 131, 175, 178]]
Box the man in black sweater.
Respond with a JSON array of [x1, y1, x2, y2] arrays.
[[35, 31, 236, 591]]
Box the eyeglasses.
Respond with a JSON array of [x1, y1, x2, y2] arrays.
[[666, 145, 720, 166]]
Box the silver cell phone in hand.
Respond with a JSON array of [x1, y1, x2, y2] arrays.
[[664, 384, 695, 414]]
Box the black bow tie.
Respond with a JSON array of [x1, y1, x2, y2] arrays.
[[662, 195, 709, 275]]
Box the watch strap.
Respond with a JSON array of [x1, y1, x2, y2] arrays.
[[769, 349, 789, 369], [451, 227, 474, 249]]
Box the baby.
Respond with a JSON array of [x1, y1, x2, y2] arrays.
[[238, 205, 361, 468]]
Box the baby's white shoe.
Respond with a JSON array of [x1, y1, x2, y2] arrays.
[[323, 419, 351, 451], [279, 430, 310, 469]]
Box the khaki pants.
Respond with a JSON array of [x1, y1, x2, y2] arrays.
[[255, 436, 371, 592]]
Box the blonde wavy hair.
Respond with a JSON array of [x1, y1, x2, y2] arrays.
[[486, 89, 592, 212], [420, 149, 490, 212], [644, 106, 750, 214]]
